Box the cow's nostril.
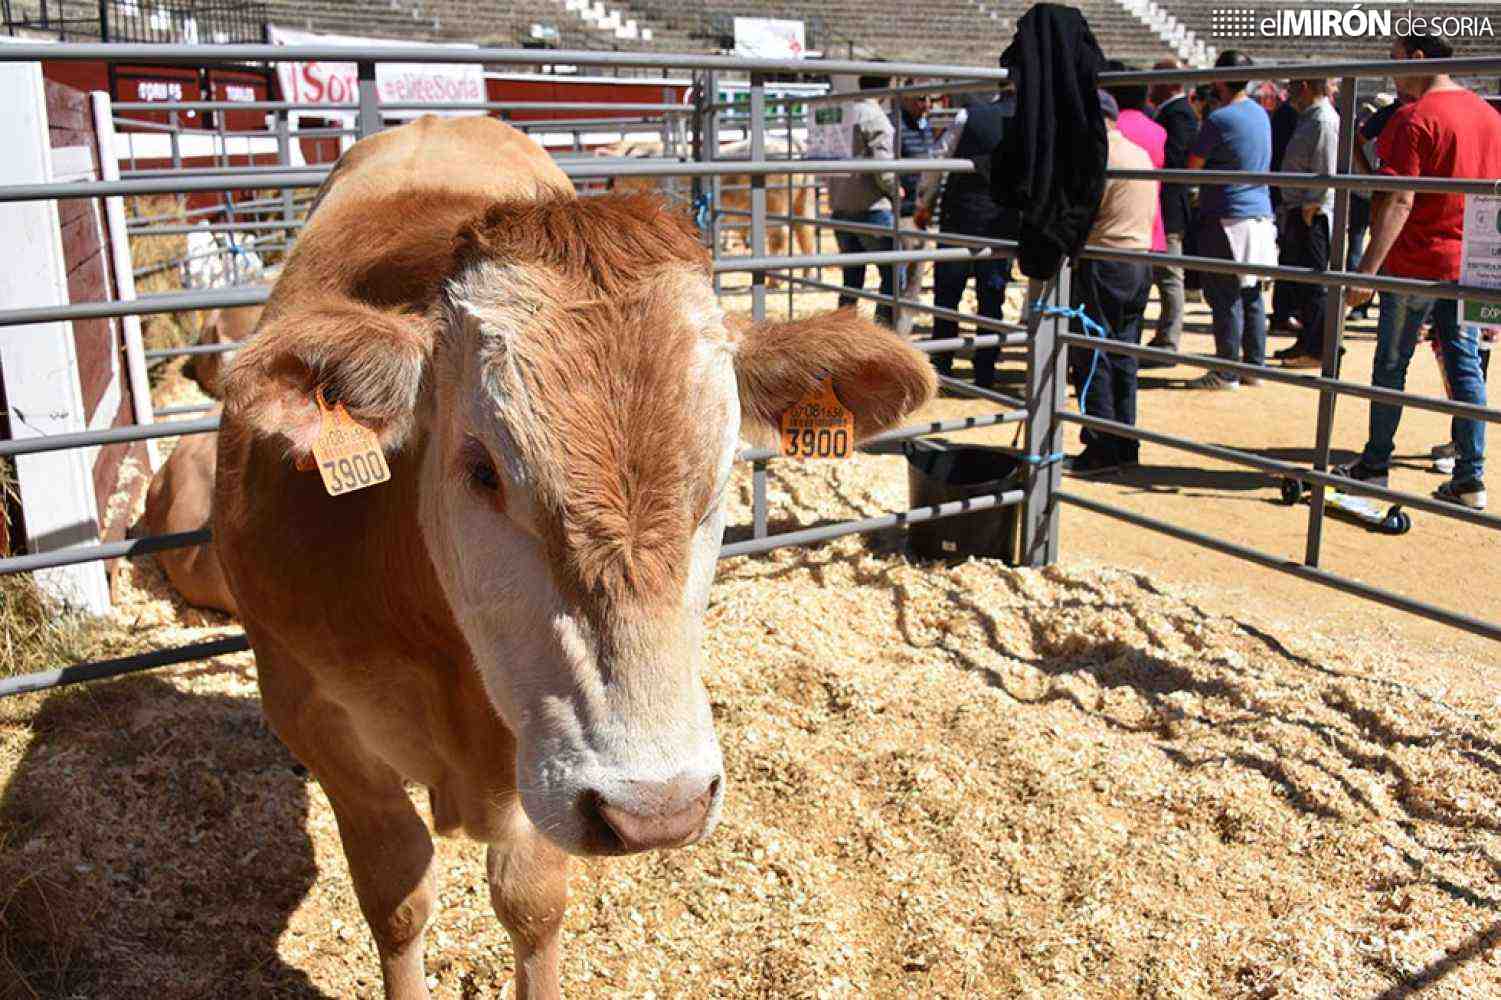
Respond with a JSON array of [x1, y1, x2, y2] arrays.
[[588, 773, 717, 854]]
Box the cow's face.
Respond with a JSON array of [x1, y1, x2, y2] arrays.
[[223, 194, 934, 857], [423, 257, 738, 858]]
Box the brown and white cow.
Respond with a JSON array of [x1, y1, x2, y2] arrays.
[[182, 304, 264, 398], [141, 426, 237, 615], [214, 115, 933, 1000]]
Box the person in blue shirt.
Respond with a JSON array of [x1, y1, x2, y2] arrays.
[[1186, 51, 1276, 390]]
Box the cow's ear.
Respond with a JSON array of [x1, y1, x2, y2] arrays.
[[731, 308, 936, 446], [220, 299, 433, 461]]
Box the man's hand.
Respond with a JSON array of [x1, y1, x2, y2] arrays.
[[1346, 284, 1376, 309], [914, 206, 931, 229], [1301, 203, 1319, 226]]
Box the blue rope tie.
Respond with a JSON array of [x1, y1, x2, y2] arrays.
[[1019, 450, 1067, 468], [1030, 300, 1111, 417], [693, 192, 712, 232]]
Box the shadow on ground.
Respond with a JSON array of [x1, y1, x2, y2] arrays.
[[0, 677, 326, 999]]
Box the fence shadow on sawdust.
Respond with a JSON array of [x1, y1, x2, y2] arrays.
[[0, 677, 328, 1000], [720, 514, 1500, 987]]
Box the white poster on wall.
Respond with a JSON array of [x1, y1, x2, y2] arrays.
[[732, 17, 806, 60], [804, 74, 858, 167], [1460, 194, 1501, 329], [267, 25, 485, 113]]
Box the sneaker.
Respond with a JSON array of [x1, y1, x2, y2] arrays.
[[1281, 354, 1324, 369], [1331, 459, 1389, 489], [1189, 371, 1240, 390], [1064, 451, 1121, 478], [1272, 345, 1303, 361], [1433, 477, 1487, 510], [1430, 442, 1457, 476]]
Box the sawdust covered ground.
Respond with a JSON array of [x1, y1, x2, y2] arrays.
[[2, 285, 1499, 999]]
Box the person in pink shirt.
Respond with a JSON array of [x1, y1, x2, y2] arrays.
[[1104, 60, 1167, 253]]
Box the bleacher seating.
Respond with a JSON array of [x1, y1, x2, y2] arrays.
[[611, 0, 1176, 66]]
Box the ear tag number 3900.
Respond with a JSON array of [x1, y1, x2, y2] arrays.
[[308, 385, 391, 497], [780, 376, 855, 460]]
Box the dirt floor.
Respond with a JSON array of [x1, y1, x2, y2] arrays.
[[1, 275, 1498, 998]]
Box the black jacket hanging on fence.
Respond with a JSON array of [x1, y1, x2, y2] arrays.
[[990, 3, 1109, 279]]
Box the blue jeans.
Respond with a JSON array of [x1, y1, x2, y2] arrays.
[[932, 252, 1011, 384], [1361, 293, 1486, 482], [1199, 219, 1267, 371], [833, 209, 895, 323]]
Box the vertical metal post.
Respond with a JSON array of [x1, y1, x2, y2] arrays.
[[750, 73, 770, 539], [167, 108, 183, 221], [1304, 75, 1358, 567], [1021, 272, 1069, 566], [168, 110, 181, 171], [784, 102, 795, 318], [356, 60, 380, 139], [705, 70, 722, 295], [276, 110, 294, 229], [891, 92, 906, 331], [659, 85, 673, 152]]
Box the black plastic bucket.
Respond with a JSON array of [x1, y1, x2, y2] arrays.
[[903, 438, 1024, 564]]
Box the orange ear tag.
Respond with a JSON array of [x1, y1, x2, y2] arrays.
[[304, 386, 392, 496], [779, 375, 855, 460]]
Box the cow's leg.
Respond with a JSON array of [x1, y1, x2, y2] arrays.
[[255, 652, 437, 1000], [487, 803, 571, 1000], [328, 784, 437, 1000]]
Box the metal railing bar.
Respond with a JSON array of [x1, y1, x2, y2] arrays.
[[144, 343, 241, 359], [129, 221, 303, 235], [117, 126, 355, 140], [720, 489, 1025, 559], [156, 402, 217, 416], [1107, 167, 1501, 197], [1056, 490, 1501, 643], [0, 530, 211, 575], [778, 272, 1027, 339], [0, 417, 219, 458], [559, 157, 974, 179], [737, 409, 1026, 462], [936, 375, 1027, 410], [113, 100, 358, 111], [0, 635, 252, 700], [722, 208, 1016, 257], [386, 101, 691, 113], [1059, 410, 1501, 532], [1055, 332, 1501, 426], [0, 171, 328, 203], [511, 117, 673, 130], [0, 43, 1015, 81], [0, 159, 967, 202], [1078, 245, 1501, 305], [118, 164, 331, 178], [128, 194, 314, 225], [714, 245, 1001, 274], [712, 78, 1000, 112], [0, 285, 270, 327], [1097, 55, 1501, 86]]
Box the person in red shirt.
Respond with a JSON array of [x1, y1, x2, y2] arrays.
[[1338, 31, 1501, 510]]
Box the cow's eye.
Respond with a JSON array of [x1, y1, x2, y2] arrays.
[[471, 459, 500, 492], [460, 437, 502, 495]]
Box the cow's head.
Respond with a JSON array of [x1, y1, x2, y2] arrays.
[[224, 193, 934, 856]]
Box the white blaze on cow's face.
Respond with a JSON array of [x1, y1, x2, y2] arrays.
[[419, 260, 735, 857]]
